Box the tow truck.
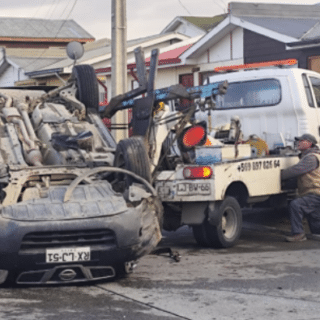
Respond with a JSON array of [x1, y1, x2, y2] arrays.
[[103, 49, 302, 249]]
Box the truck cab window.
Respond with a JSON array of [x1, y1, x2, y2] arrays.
[[215, 79, 281, 109], [302, 74, 315, 108], [309, 76, 320, 108]]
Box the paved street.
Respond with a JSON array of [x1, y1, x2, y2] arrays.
[[0, 209, 320, 320]]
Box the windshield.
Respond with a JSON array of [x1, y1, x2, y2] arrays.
[[214, 79, 281, 109]]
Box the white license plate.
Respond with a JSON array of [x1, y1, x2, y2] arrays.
[[46, 247, 91, 263], [176, 182, 211, 196]]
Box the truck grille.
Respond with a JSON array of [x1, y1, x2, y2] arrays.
[[19, 229, 116, 252]]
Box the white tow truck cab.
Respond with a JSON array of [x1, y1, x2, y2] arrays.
[[209, 59, 320, 148], [154, 59, 320, 249]]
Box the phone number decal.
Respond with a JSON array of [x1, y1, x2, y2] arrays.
[[237, 160, 280, 172]]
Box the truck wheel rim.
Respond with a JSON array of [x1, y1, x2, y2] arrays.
[[221, 207, 237, 240]]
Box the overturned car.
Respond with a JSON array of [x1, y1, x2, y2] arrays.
[[0, 63, 162, 285]]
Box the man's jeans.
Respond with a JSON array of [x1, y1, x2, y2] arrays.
[[289, 193, 320, 234]]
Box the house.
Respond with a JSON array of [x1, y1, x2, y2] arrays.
[[161, 15, 227, 37], [26, 32, 191, 96], [0, 17, 95, 86], [95, 36, 201, 106], [0, 17, 94, 48], [179, 1, 320, 86], [8, 4, 320, 138]]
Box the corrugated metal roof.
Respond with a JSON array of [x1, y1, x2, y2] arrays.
[[0, 17, 93, 40], [230, 2, 320, 19], [34, 33, 187, 72], [8, 56, 64, 72], [83, 38, 111, 51], [145, 44, 192, 62], [241, 16, 319, 40], [5, 47, 68, 58], [301, 21, 320, 40]]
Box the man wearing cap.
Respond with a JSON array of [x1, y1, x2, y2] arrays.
[[281, 133, 320, 241]]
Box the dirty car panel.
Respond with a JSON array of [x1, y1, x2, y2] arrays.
[[0, 66, 162, 285]]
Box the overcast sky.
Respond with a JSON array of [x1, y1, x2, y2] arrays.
[[0, 0, 317, 40]]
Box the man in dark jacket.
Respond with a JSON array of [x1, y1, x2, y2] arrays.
[[281, 133, 320, 242]]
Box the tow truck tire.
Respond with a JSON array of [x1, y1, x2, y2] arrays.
[[205, 197, 242, 248], [114, 136, 151, 187], [192, 223, 212, 247], [72, 64, 99, 111]]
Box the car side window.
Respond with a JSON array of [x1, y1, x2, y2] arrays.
[[302, 74, 315, 108], [309, 76, 320, 108], [215, 79, 281, 109]]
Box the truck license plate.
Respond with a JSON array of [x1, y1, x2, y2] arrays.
[[46, 247, 91, 263], [176, 182, 211, 196]]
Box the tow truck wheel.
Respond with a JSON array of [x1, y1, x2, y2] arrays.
[[205, 196, 242, 248], [192, 223, 212, 247], [72, 64, 99, 111], [114, 136, 151, 187]]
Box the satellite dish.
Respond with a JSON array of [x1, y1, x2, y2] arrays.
[[66, 41, 84, 61]]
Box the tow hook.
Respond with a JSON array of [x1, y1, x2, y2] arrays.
[[151, 247, 181, 262]]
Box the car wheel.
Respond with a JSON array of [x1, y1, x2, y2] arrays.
[[205, 196, 242, 248], [114, 136, 151, 187], [72, 64, 99, 111]]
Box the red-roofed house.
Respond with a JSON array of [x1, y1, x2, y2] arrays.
[[94, 38, 200, 111]]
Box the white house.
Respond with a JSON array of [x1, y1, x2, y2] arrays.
[[161, 15, 226, 37], [179, 1, 320, 86]]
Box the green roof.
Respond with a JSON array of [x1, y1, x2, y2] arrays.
[[182, 14, 227, 32]]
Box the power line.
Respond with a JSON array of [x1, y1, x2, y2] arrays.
[[53, 0, 79, 39], [212, 0, 227, 13], [61, 0, 78, 21], [48, 0, 62, 19], [177, 0, 191, 15], [25, 0, 79, 69], [31, 0, 50, 18], [26, 0, 65, 40]]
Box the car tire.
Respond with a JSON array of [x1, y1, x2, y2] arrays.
[[114, 136, 151, 187], [72, 64, 99, 111], [205, 196, 242, 248]]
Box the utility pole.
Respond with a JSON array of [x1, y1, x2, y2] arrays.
[[111, 0, 128, 141]]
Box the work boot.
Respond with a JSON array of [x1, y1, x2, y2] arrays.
[[285, 233, 307, 242], [308, 234, 320, 241]]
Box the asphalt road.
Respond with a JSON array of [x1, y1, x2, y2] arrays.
[[1, 209, 320, 320]]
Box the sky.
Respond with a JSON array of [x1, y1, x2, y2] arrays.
[[0, 0, 318, 41]]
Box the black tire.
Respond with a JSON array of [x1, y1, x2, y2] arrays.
[[192, 223, 212, 247], [192, 197, 242, 248], [163, 204, 181, 231], [114, 261, 136, 279], [114, 136, 151, 187], [205, 197, 242, 248], [72, 64, 99, 111]]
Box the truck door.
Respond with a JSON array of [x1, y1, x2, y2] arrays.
[[306, 75, 320, 139]]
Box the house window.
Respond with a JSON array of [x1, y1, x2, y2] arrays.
[[214, 79, 281, 109], [178, 73, 193, 111]]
